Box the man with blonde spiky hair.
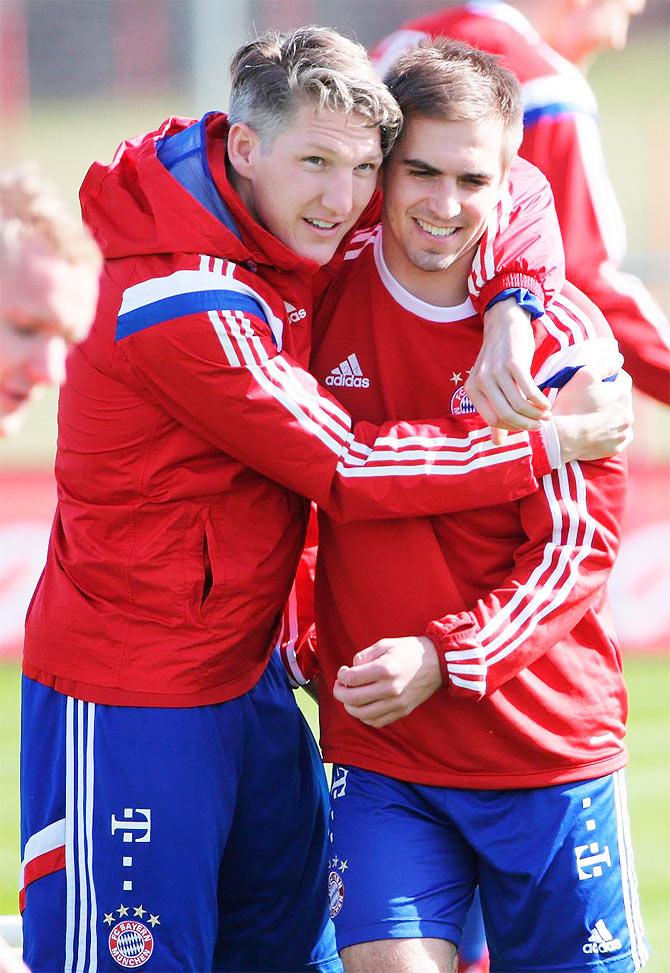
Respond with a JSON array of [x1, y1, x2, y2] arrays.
[[0, 165, 100, 436]]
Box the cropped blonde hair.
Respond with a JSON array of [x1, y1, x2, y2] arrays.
[[229, 26, 402, 156], [0, 164, 101, 268], [386, 38, 523, 169]]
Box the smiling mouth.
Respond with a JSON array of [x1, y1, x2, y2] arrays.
[[304, 217, 340, 232], [414, 218, 459, 238]]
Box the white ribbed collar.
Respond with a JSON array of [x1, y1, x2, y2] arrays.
[[373, 228, 476, 323]]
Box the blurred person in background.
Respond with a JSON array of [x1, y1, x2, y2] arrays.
[[0, 165, 99, 973], [0, 165, 101, 437], [373, 0, 670, 412]]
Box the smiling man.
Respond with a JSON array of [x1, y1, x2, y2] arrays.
[[372, 0, 669, 408], [0, 166, 100, 436], [307, 39, 646, 973]]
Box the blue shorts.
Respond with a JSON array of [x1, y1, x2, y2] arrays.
[[328, 765, 648, 972], [20, 655, 341, 972]]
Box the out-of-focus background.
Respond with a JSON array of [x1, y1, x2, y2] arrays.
[[1, 0, 668, 965]]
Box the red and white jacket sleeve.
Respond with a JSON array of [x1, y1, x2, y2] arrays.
[[120, 269, 552, 524], [427, 454, 626, 699], [523, 109, 670, 403], [468, 157, 565, 316], [426, 290, 628, 698]]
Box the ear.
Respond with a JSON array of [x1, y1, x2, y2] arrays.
[[227, 122, 262, 180]]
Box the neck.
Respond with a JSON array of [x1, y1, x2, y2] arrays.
[[380, 227, 471, 308]]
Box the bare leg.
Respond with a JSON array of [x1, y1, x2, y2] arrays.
[[341, 937, 457, 973]]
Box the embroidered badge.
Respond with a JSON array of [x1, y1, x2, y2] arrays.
[[328, 869, 345, 918], [328, 855, 349, 918], [450, 385, 477, 416], [104, 904, 159, 968]]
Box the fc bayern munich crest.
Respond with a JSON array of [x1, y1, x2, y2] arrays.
[[328, 869, 345, 918], [450, 385, 476, 416], [109, 921, 154, 968]]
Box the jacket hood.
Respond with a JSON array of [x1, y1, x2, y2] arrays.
[[80, 113, 318, 274]]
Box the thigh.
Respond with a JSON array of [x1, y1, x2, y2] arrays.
[[341, 937, 456, 973], [328, 765, 477, 955], [21, 676, 239, 972], [468, 773, 649, 972], [214, 655, 340, 972]]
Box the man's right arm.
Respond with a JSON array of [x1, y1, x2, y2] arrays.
[[119, 280, 553, 523]]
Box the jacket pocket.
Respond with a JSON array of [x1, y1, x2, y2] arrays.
[[185, 508, 225, 624]]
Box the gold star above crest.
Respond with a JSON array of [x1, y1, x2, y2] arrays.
[[117, 904, 129, 917], [450, 372, 462, 386], [148, 914, 160, 928], [134, 905, 146, 918], [103, 913, 115, 926], [338, 860, 348, 873]]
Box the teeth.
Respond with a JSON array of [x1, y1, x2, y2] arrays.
[[307, 218, 336, 229], [416, 219, 457, 238]]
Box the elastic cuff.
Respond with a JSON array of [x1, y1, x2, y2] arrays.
[[529, 428, 551, 478], [474, 273, 545, 317], [486, 287, 545, 320], [540, 418, 562, 469], [425, 630, 450, 687]]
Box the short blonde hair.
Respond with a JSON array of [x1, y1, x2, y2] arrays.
[[0, 164, 101, 269], [229, 25, 402, 156], [386, 38, 523, 169]]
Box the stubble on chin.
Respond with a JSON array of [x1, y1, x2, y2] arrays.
[[409, 249, 455, 273]]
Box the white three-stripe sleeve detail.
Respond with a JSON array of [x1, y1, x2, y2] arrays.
[[547, 299, 586, 343], [552, 294, 597, 339], [216, 310, 352, 457], [450, 674, 487, 692], [480, 463, 584, 648], [444, 470, 564, 667], [336, 445, 533, 478], [208, 308, 538, 479], [65, 698, 75, 973], [483, 469, 595, 667], [445, 461, 603, 683], [209, 311, 240, 366]]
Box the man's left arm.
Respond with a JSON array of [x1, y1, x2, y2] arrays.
[[427, 452, 626, 700]]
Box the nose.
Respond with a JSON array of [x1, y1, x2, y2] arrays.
[[24, 335, 67, 387], [431, 182, 462, 221], [320, 170, 354, 218]]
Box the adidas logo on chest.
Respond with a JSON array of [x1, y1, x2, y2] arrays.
[[325, 353, 370, 389]]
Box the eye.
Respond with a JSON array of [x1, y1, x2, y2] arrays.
[[355, 162, 379, 174], [408, 169, 433, 178], [11, 322, 43, 339], [462, 176, 489, 188], [303, 156, 325, 167]]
